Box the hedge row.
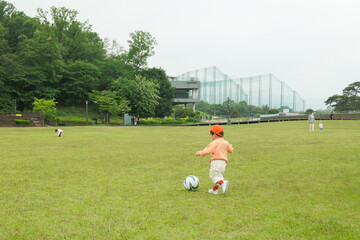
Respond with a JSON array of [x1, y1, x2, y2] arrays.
[[140, 117, 200, 125]]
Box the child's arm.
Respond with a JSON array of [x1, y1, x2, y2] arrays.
[[196, 142, 214, 157], [228, 144, 234, 153]]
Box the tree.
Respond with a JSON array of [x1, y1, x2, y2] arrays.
[[141, 67, 175, 117], [112, 75, 160, 118], [343, 81, 360, 110], [89, 90, 129, 116], [125, 30, 157, 70], [32, 98, 57, 120], [305, 108, 314, 114], [325, 81, 360, 111], [230, 109, 241, 118], [97, 58, 133, 91], [0, 1, 16, 25], [59, 60, 101, 104], [38, 6, 105, 63]]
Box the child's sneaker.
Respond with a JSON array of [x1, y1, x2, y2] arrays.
[[222, 181, 229, 194], [208, 189, 219, 195]]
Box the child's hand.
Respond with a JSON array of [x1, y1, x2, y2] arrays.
[[196, 151, 200, 156]]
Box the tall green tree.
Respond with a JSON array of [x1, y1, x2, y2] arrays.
[[89, 90, 129, 116], [141, 67, 174, 117], [325, 81, 360, 111], [112, 75, 159, 118], [38, 6, 105, 63], [59, 60, 101, 104], [97, 58, 133, 91], [125, 30, 157, 70]]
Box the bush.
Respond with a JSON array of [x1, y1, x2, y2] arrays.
[[15, 119, 30, 125], [268, 109, 279, 114], [139, 117, 199, 125], [32, 98, 58, 121], [231, 109, 241, 118]]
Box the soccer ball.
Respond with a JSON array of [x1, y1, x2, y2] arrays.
[[183, 175, 200, 191]]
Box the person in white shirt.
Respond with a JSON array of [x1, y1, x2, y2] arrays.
[[55, 129, 63, 137]]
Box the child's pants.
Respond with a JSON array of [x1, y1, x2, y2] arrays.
[[209, 160, 227, 184]]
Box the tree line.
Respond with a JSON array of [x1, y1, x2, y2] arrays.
[[0, 1, 174, 118], [325, 82, 360, 112], [195, 100, 278, 118], [1, 1, 358, 119]]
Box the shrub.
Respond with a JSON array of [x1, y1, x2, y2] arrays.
[[15, 119, 30, 125], [139, 117, 199, 125], [268, 109, 279, 114], [32, 98, 58, 121]]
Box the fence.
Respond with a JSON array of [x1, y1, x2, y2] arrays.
[[260, 113, 360, 121], [175, 66, 306, 112]]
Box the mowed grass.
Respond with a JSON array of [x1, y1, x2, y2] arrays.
[[1, 120, 359, 239]]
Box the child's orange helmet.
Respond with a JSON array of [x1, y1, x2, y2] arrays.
[[209, 124, 224, 137]]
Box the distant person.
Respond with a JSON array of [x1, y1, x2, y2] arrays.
[[319, 120, 324, 133], [195, 125, 233, 195], [308, 112, 315, 132], [136, 116, 140, 126], [329, 112, 334, 120], [55, 129, 63, 137]]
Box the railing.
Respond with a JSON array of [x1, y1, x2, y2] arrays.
[[261, 113, 360, 121]]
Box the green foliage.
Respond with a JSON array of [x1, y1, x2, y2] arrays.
[[305, 108, 314, 114], [230, 108, 241, 118], [196, 100, 269, 117], [139, 117, 199, 125], [14, 119, 30, 125], [89, 90, 129, 115], [268, 108, 279, 114], [141, 67, 174, 117], [59, 60, 101, 104], [325, 81, 360, 111], [125, 30, 157, 69], [0, 3, 173, 115], [174, 105, 195, 118], [113, 75, 160, 118], [32, 98, 57, 120]]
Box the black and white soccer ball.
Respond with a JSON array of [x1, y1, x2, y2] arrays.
[[183, 175, 200, 191]]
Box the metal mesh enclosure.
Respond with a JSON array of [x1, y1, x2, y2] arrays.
[[175, 66, 306, 112]]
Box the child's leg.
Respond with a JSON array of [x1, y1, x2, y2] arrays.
[[209, 160, 227, 191]]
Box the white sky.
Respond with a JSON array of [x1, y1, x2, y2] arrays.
[[7, 0, 360, 109]]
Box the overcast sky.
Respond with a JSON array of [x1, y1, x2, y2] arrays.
[[7, 0, 360, 109]]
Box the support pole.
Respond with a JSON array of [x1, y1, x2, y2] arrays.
[[85, 100, 88, 125]]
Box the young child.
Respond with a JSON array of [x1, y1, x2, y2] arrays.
[[196, 125, 234, 195], [55, 129, 63, 137], [319, 121, 323, 132]]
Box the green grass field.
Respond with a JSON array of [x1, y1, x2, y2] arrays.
[[1, 121, 359, 239]]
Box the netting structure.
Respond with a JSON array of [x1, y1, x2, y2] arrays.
[[175, 66, 306, 112]]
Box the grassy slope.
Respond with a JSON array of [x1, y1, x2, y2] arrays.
[[0, 120, 359, 239]]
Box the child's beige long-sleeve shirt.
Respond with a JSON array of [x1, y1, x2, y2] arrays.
[[198, 138, 233, 163]]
